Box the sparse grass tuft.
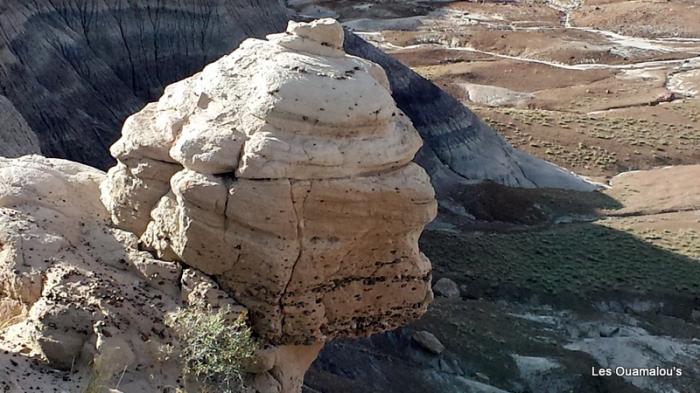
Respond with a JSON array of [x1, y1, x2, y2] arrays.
[[82, 359, 109, 393], [422, 222, 700, 297], [167, 305, 258, 393], [476, 105, 700, 176]]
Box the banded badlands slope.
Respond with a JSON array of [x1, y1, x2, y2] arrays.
[[0, 19, 437, 393], [0, 0, 593, 192], [0, 96, 40, 158]]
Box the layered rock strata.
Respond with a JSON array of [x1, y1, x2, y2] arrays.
[[101, 18, 438, 346]]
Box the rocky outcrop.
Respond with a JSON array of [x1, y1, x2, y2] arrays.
[[0, 155, 330, 393], [0, 0, 594, 193], [101, 19, 437, 346], [0, 155, 181, 391]]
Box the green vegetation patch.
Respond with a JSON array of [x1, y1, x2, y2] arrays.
[[167, 305, 258, 393], [421, 223, 700, 297]]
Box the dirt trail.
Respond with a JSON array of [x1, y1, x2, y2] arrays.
[[392, 43, 700, 72]]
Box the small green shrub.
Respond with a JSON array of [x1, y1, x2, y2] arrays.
[[82, 368, 106, 393], [168, 305, 258, 393]]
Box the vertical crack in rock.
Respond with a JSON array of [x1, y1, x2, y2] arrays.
[[280, 179, 309, 342], [222, 174, 234, 247]]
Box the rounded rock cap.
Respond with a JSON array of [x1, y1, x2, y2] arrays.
[[268, 18, 346, 57]]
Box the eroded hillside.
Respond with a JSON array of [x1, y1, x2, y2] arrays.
[[0, 0, 594, 192]]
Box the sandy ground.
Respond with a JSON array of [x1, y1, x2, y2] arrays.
[[474, 101, 700, 178], [605, 164, 700, 215], [572, 0, 700, 39]]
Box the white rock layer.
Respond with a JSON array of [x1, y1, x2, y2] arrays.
[[0, 156, 183, 391]]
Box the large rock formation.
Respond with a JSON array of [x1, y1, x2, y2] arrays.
[[0, 19, 437, 393], [0, 0, 594, 192], [101, 18, 437, 346], [0, 155, 319, 393]]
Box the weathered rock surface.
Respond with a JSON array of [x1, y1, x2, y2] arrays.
[[102, 18, 438, 346], [433, 277, 461, 299], [411, 330, 445, 355], [0, 0, 594, 192], [0, 155, 335, 393], [0, 155, 182, 391]]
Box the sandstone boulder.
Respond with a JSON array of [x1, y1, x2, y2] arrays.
[[411, 330, 445, 355], [102, 18, 438, 346], [433, 277, 461, 299]]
